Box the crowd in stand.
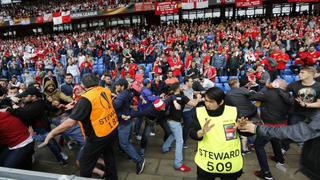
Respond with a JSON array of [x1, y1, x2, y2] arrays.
[[0, 13, 320, 180], [0, 0, 131, 19]]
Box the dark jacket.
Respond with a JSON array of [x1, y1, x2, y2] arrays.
[[151, 80, 166, 96], [130, 95, 175, 121], [257, 111, 320, 180], [8, 99, 51, 129], [225, 87, 257, 118], [249, 88, 293, 124], [112, 89, 133, 125]]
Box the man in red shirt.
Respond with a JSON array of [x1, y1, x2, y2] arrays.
[[0, 111, 34, 170], [168, 55, 183, 80], [276, 48, 290, 78], [306, 46, 320, 66]]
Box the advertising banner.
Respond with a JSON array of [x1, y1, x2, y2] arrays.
[[155, 1, 179, 15], [235, 0, 262, 7]]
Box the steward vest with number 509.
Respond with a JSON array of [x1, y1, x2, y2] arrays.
[[194, 105, 243, 174], [81, 86, 119, 138]]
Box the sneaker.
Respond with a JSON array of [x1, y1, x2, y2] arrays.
[[162, 147, 171, 154], [136, 135, 142, 141], [60, 152, 68, 161], [183, 144, 188, 149], [149, 132, 155, 136], [242, 150, 251, 156], [254, 170, 273, 180], [275, 162, 287, 172], [67, 141, 77, 150], [175, 164, 191, 172], [281, 148, 287, 155], [136, 159, 145, 174]]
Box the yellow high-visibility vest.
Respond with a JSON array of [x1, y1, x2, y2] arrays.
[[194, 105, 243, 174], [80, 86, 118, 138]]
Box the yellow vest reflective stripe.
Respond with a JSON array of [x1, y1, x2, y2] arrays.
[[81, 86, 119, 137], [194, 106, 243, 174]]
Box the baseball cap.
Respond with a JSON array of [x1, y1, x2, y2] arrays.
[[153, 98, 166, 111], [17, 86, 42, 98]]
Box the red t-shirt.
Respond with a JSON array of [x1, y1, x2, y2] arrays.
[[277, 53, 290, 70], [203, 66, 217, 82], [306, 51, 320, 65], [0, 112, 30, 148]]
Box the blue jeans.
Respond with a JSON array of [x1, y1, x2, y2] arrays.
[[162, 120, 183, 168], [182, 108, 195, 144], [33, 128, 64, 162], [134, 117, 143, 136], [118, 122, 143, 164]]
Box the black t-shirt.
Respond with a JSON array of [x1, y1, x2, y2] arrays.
[[287, 81, 320, 116], [69, 97, 95, 137], [168, 94, 190, 122]]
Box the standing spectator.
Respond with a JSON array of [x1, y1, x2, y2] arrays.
[[276, 48, 290, 78], [249, 79, 293, 179], [60, 73, 74, 97], [162, 83, 201, 172], [112, 79, 145, 175], [67, 59, 81, 84], [212, 49, 227, 80], [54, 62, 66, 85], [227, 51, 241, 76], [43, 70, 59, 88], [203, 62, 217, 82]]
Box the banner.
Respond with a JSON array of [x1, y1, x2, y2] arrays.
[[235, 0, 262, 7], [288, 0, 319, 2], [135, 2, 154, 12], [182, 0, 208, 9], [71, 11, 98, 19], [53, 11, 71, 25], [155, 1, 178, 15]]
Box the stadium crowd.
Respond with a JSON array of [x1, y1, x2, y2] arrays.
[[0, 13, 320, 180]]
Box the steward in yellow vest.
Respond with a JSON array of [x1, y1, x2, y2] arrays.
[[190, 87, 244, 180]]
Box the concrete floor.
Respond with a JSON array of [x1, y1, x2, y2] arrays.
[[32, 126, 308, 180]]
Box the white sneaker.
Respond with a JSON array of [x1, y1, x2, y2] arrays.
[[275, 162, 287, 172], [149, 132, 155, 136], [281, 148, 287, 155], [60, 152, 69, 161], [136, 135, 142, 141]]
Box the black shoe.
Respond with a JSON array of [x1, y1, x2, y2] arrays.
[[136, 158, 145, 175], [254, 170, 273, 180], [59, 159, 68, 167]]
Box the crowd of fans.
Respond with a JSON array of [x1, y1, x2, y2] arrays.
[[0, 13, 320, 180], [0, 0, 131, 19]]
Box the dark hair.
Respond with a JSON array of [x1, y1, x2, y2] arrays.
[[81, 73, 99, 88], [205, 87, 225, 104], [65, 73, 73, 78], [115, 79, 129, 89], [0, 87, 6, 96], [170, 82, 180, 92]]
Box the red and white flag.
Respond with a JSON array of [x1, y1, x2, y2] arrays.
[[182, 0, 208, 10], [53, 11, 71, 25]]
